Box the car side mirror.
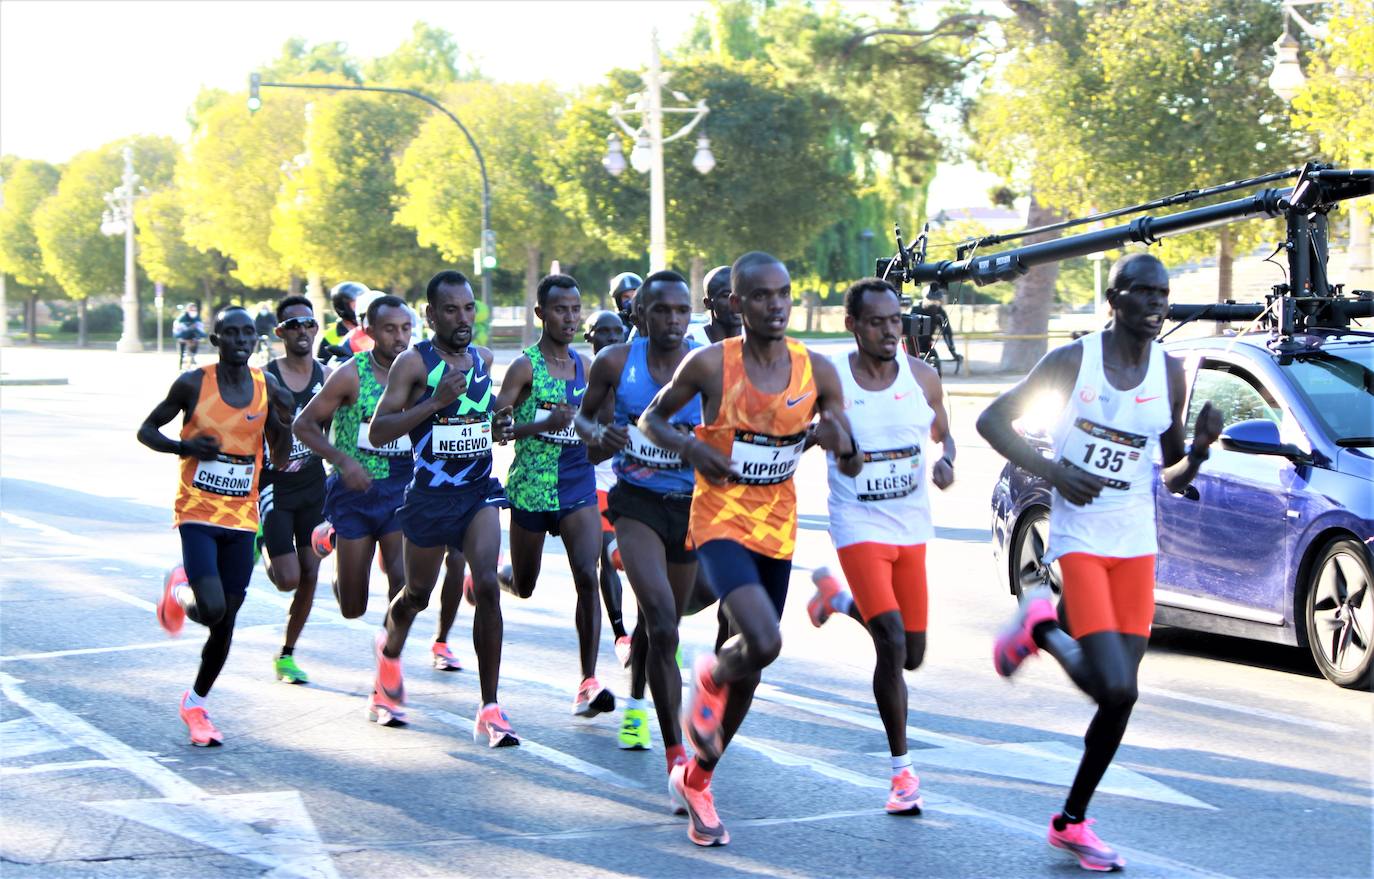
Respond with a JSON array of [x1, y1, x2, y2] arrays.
[[1219, 419, 1308, 460]]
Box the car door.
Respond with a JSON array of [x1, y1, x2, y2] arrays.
[[1154, 356, 1294, 623]]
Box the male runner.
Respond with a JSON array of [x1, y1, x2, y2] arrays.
[[293, 295, 412, 636], [806, 277, 956, 813], [259, 296, 331, 684], [977, 252, 1221, 871], [640, 252, 861, 846], [685, 265, 742, 346], [493, 273, 615, 719], [584, 310, 635, 667], [138, 306, 293, 745], [367, 271, 516, 745], [576, 271, 701, 786]]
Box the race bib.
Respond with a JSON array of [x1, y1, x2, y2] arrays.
[[287, 406, 311, 461], [731, 429, 806, 486], [623, 418, 684, 470], [1059, 417, 1147, 491], [854, 445, 923, 502], [432, 414, 491, 460], [192, 452, 256, 497], [532, 401, 581, 446], [357, 420, 412, 458]]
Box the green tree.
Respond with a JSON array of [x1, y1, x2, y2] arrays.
[[366, 22, 474, 87], [271, 91, 438, 294], [0, 159, 62, 341], [971, 0, 1302, 370], [33, 137, 175, 345], [262, 37, 363, 84], [135, 186, 239, 303]]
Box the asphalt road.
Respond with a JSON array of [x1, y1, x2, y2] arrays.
[[2, 346, 1370, 879]]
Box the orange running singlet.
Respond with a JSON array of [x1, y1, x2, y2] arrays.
[[690, 336, 816, 560], [174, 365, 268, 532]]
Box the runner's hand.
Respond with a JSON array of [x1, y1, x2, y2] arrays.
[[811, 411, 854, 456], [183, 434, 221, 461], [543, 403, 576, 433], [599, 423, 629, 453], [433, 368, 468, 407], [684, 438, 735, 485], [1050, 461, 1105, 506], [338, 456, 373, 493], [1192, 401, 1223, 451], [932, 457, 954, 489], [492, 406, 514, 444]]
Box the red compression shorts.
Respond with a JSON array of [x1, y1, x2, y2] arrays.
[[596, 489, 613, 534], [1058, 553, 1155, 638], [835, 542, 927, 632]]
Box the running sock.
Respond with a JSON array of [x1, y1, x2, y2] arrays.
[[891, 753, 913, 774], [183, 689, 207, 709], [279, 646, 294, 657], [685, 760, 713, 791], [1053, 811, 1084, 832], [665, 743, 686, 772], [625, 697, 646, 712]]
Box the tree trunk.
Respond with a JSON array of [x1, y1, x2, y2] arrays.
[[523, 245, 541, 348], [306, 272, 327, 323], [999, 194, 1064, 374], [27, 294, 37, 344], [289, 275, 303, 297], [77, 298, 88, 348], [689, 255, 705, 308], [1215, 227, 1234, 303]]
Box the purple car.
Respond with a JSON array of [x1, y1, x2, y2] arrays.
[[990, 328, 1374, 689]]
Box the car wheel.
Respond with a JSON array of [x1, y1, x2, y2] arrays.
[[1304, 537, 1373, 690], [1011, 507, 1061, 603]]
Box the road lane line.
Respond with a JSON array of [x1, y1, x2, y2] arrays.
[[1, 759, 119, 776], [0, 623, 303, 663]]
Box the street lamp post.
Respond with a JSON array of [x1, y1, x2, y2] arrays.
[[102, 146, 145, 353], [602, 30, 714, 271], [249, 75, 495, 313], [1268, 1, 1372, 289]]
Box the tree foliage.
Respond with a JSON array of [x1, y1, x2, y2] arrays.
[[135, 186, 236, 297], [1291, 3, 1374, 166], [366, 21, 474, 87], [0, 159, 61, 289], [33, 137, 175, 302]]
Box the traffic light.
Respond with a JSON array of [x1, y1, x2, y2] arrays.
[[247, 73, 262, 113], [482, 229, 497, 269]]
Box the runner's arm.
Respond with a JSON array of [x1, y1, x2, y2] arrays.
[[262, 372, 294, 470], [1160, 353, 1221, 492], [367, 350, 435, 446], [911, 354, 956, 488], [493, 356, 547, 441], [294, 365, 359, 467], [641, 346, 733, 483], [810, 353, 864, 478], [575, 345, 629, 461], [137, 373, 209, 458]]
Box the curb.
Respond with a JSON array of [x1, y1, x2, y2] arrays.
[[0, 377, 69, 386]]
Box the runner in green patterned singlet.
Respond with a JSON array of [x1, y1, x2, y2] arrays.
[[493, 273, 616, 722]]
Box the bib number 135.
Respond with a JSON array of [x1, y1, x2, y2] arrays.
[[1080, 443, 1126, 473]]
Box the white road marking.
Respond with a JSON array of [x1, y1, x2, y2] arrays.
[[754, 683, 1214, 809], [1145, 685, 1353, 734], [1, 717, 69, 758], [2, 759, 119, 776], [0, 672, 338, 879], [0, 624, 298, 663]]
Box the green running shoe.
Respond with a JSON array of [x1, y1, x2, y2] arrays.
[[617, 706, 651, 750], [274, 653, 309, 685]]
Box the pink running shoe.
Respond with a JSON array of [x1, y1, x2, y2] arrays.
[[462, 573, 477, 606], [366, 690, 407, 726], [682, 654, 728, 764], [614, 635, 633, 668], [1048, 815, 1126, 872], [885, 767, 924, 815], [669, 761, 729, 846], [806, 566, 848, 628], [158, 566, 188, 637], [993, 589, 1058, 677], [573, 676, 615, 717], [431, 641, 462, 671], [373, 631, 405, 705], [310, 521, 336, 558], [473, 703, 520, 748], [667, 755, 690, 816], [178, 691, 222, 747]]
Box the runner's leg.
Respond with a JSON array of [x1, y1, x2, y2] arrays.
[[436, 547, 464, 645], [378, 532, 405, 601], [505, 517, 547, 599], [559, 506, 604, 680], [600, 530, 629, 640], [334, 536, 377, 619], [462, 506, 504, 705], [382, 541, 445, 658]]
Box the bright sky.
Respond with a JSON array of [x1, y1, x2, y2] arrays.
[[0, 0, 1000, 211]]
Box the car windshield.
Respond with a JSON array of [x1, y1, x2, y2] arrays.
[[1281, 344, 1374, 446]]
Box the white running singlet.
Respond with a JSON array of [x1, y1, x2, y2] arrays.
[[1046, 331, 1172, 563], [595, 457, 616, 493], [826, 350, 935, 549]]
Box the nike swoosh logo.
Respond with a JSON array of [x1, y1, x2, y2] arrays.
[[895, 390, 915, 401], [1134, 395, 1161, 404], [246, 413, 262, 420], [572, 386, 587, 398], [785, 391, 813, 408]]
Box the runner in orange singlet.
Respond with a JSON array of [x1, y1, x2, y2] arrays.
[[640, 252, 862, 847], [138, 306, 294, 746]]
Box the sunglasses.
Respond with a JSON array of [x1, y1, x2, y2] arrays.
[[278, 317, 318, 331]]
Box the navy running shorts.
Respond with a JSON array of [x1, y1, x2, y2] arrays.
[[509, 494, 597, 538], [179, 523, 255, 599], [323, 472, 408, 541], [398, 478, 508, 549], [696, 538, 792, 618]]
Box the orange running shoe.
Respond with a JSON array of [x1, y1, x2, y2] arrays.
[[669, 761, 729, 846], [885, 767, 924, 815], [682, 654, 728, 764], [806, 566, 847, 628], [310, 521, 336, 558], [373, 630, 405, 705], [178, 691, 222, 747], [158, 566, 188, 637], [473, 703, 520, 748], [366, 690, 407, 726], [573, 676, 615, 717]]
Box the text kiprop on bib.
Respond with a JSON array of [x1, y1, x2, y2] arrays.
[[433, 414, 491, 459], [731, 429, 806, 486], [532, 401, 581, 446], [193, 453, 256, 497], [358, 420, 413, 457], [855, 445, 923, 502], [1059, 417, 1147, 492], [624, 419, 683, 470]]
